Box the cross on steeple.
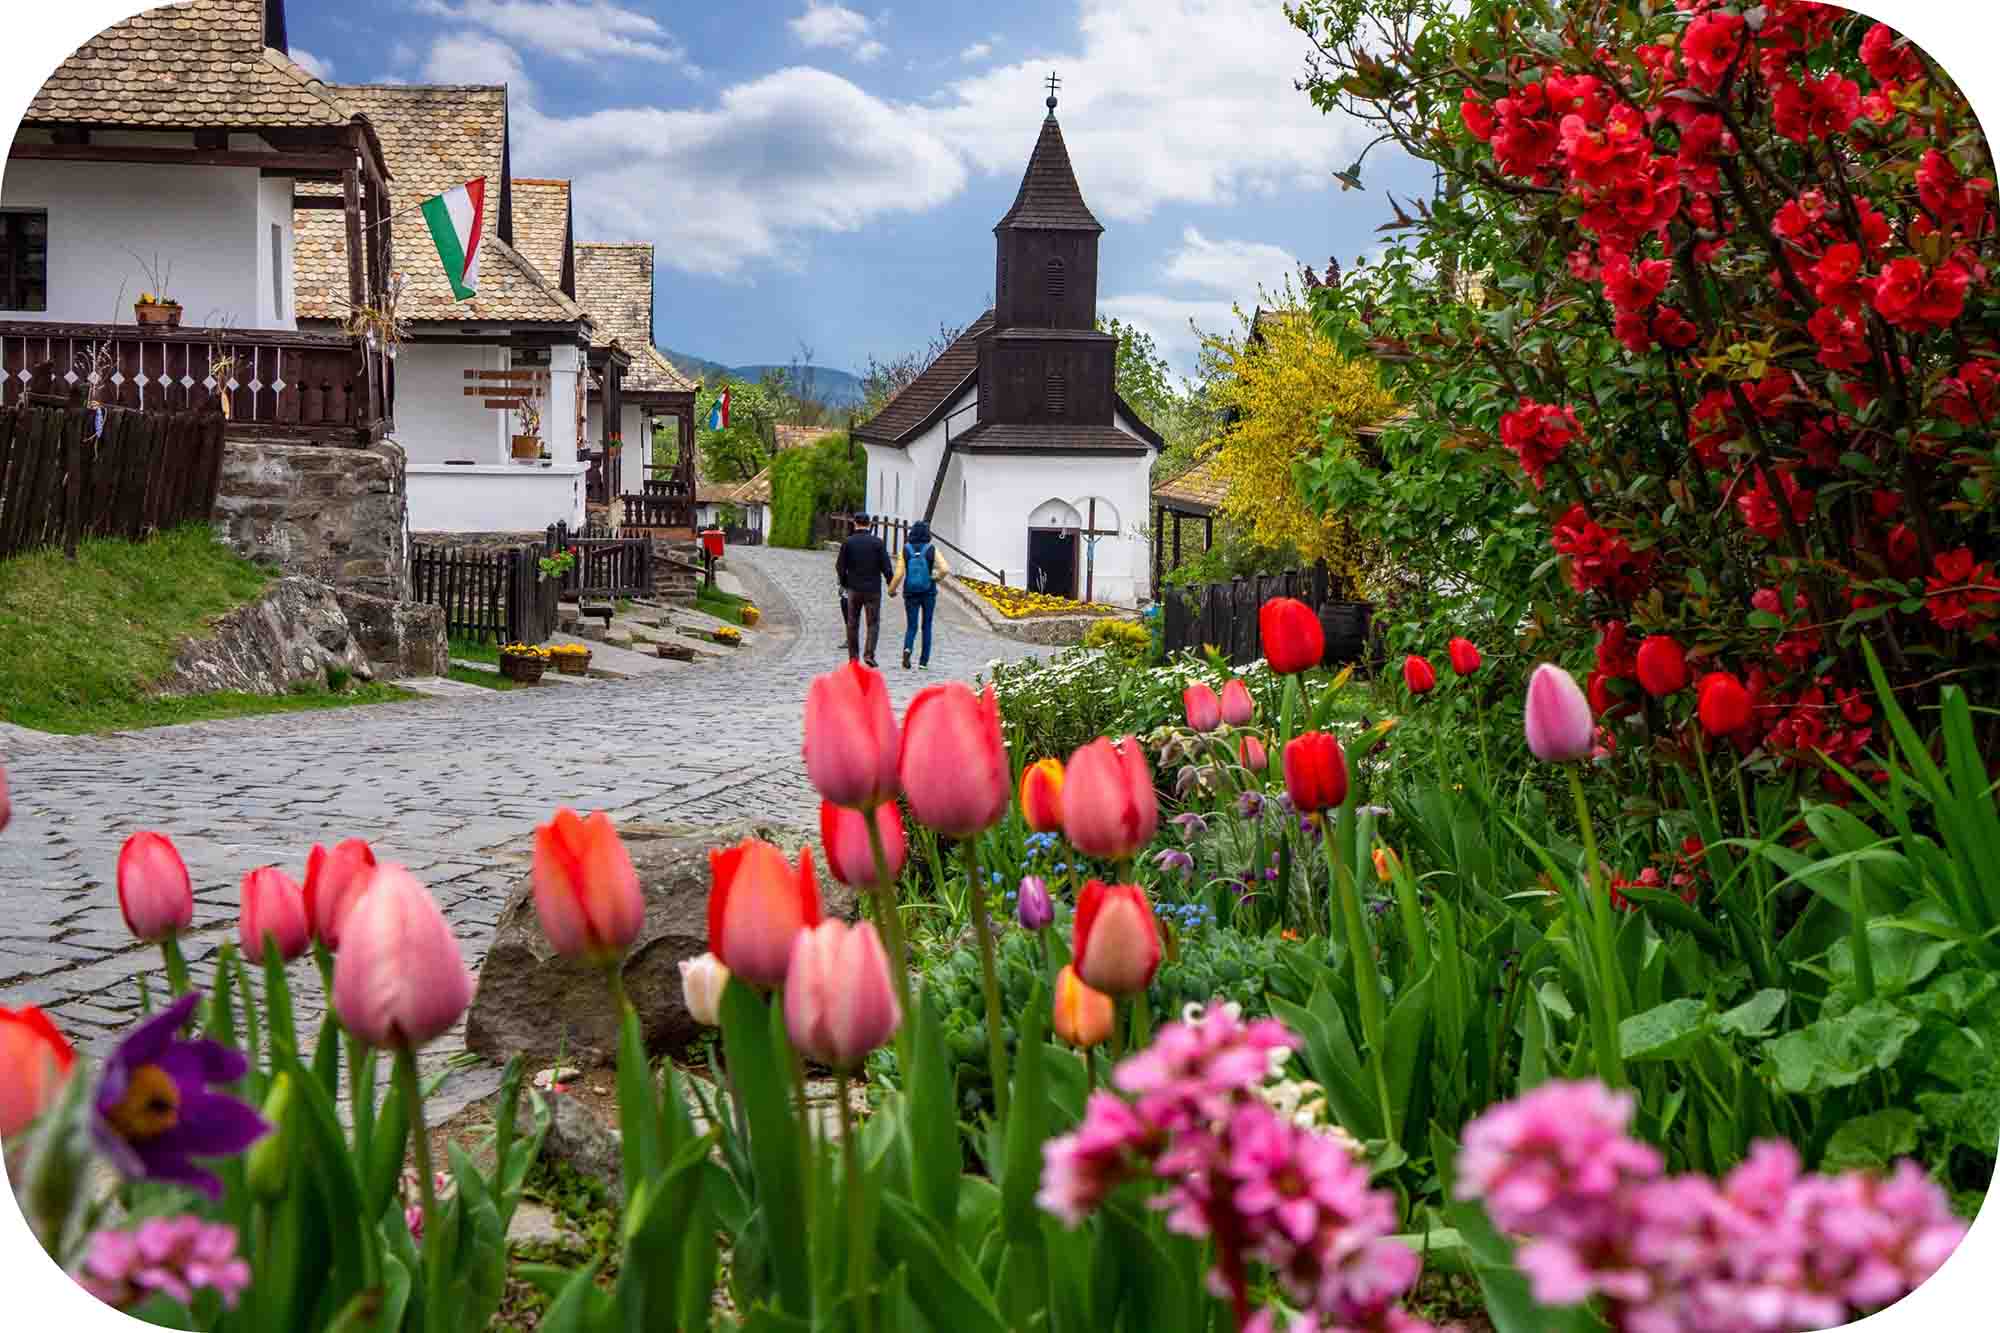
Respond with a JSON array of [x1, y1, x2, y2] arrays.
[[1045, 70, 1060, 111]]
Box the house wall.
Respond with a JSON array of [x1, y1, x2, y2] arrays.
[[407, 464, 585, 532], [959, 446, 1150, 606], [0, 158, 291, 328], [254, 175, 298, 330], [395, 342, 509, 465]]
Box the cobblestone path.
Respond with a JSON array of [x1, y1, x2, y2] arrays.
[[0, 545, 1042, 1100]]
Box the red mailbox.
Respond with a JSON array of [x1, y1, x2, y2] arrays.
[[700, 528, 726, 559]]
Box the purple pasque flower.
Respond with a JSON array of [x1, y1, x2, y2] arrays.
[[1016, 875, 1054, 931], [1154, 848, 1195, 877], [76, 1215, 251, 1311], [1236, 790, 1265, 820], [93, 992, 267, 1200], [1171, 811, 1209, 840]]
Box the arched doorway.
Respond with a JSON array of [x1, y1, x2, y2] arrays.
[[1027, 497, 1082, 599]]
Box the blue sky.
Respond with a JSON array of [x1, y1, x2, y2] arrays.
[[286, 0, 1432, 378]]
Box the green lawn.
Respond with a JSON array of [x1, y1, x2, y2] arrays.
[[450, 635, 505, 664], [448, 664, 516, 691], [0, 524, 417, 734], [694, 583, 750, 622]]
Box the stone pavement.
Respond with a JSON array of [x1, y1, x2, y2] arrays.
[[0, 545, 1043, 1110]]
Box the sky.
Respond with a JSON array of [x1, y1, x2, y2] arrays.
[[285, 0, 1434, 379]]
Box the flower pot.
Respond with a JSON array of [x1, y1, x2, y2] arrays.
[[554, 651, 591, 675], [511, 434, 542, 461], [1319, 600, 1373, 668], [135, 302, 183, 329], [740, 605, 761, 627], [498, 651, 547, 683]]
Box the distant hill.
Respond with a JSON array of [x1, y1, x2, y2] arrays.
[[659, 348, 866, 409]]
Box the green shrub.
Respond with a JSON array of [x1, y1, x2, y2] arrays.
[[1079, 618, 1150, 658], [769, 430, 863, 548]]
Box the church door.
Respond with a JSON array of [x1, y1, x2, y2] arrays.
[[1027, 528, 1079, 599]]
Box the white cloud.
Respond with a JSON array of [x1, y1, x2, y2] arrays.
[[422, 33, 534, 93], [290, 47, 334, 80], [789, 2, 885, 62], [514, 67, 964, 278], [960, 41, 992, 63], [1103, 226, 1301, 374], [414, 1, 691, 69], [1161, 227, 1300, 296], [388, 39, 419, 69]]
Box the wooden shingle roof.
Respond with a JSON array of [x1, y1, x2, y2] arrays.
[[574, 242, 694, 395], [511, 179, 573, 294], [852, 311, 992, 446], [994, 114, 1102, 233], [952, 421, 1148, 456], [1153, 452, 1228, 515], [697, 466, 770, 506], [774, 424, 838, 450]]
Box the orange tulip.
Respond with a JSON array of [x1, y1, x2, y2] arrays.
[[708, 838, 822, 987], [1062, 736, 1159, 862], [1051, 965, 1115, 1048], [532, 809, 644, 964], [784, 920, 902, 1069], [1019, 758, 1066, 833], [819, 799, 906, 891], [0, 1004, 75, 1139], [899, 683, 1009, 838], [303, 838, 378, 950], [117, 831, 194, 944], [804, 662, 901, 809], [1072, 880, 1161, 996], [331, 866, 473, 1049], [239, 866, 310, 964]]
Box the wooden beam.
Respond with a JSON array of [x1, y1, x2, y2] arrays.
[[8, 142, 352, 171], [292, 195, 346, 209], [193, 129, 228, 150]]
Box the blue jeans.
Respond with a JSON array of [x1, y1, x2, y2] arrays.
[[902, 588, 937, 663]]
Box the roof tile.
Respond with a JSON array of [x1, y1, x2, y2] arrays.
[[574, 242, 694, 394], [852, 310, 992, 445], [994, 114, 1103, 232]]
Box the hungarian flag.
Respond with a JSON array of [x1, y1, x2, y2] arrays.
[[708, 385, 730, 430], [419, 178, 485, 300]]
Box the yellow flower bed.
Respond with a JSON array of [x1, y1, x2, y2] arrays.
[[713, 626, 742, 644], [959, 576, 1117, 620]]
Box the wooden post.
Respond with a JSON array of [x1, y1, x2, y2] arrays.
[[1205, 513, 1214, 553], [1173, 512, 1183, 570], [342, 150, 376, 435]]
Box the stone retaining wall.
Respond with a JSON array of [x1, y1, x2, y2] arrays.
[[212, 439, 409, 600]]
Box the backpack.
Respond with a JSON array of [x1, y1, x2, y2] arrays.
[[904, 542, 935, 594]]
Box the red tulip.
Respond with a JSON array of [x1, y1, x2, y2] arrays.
[[1259, 596, 1324, 675], [331, 865, 473, 1049], [1635, 636, 1689, 697], [1019, 758, 1066, 834], [1238, 735, 1269, 772], [1697, 671, 1753, 736], [819, 799, 906, 891], [117, 831, 194, 944], [1448, 637, 1483, 676], [1525, 664, 1594, 763], [899, 683, 1009, 838], [0, 1004, 75, 1139], [708, 838, 822, 987], [1072, 880, 1161, 996], [1183, 683, 1222, 733], [532, 809, 644, 964], [1219, 678, 1256, 726], [1051, 965, 1115, 1048], [303, 838, 378, 950], [1403, 655, 1438, 694], [239, 866, 309, 964], [1282, 731, 1349, 813], [1062, 736, 1159, 861], [804, 662, 901, 809], [783, 920, 901, 1069]]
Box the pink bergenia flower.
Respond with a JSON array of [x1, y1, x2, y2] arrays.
[[1455, 1079, 1662, 1240], [1113, 1000, 1297, 1132], [77, 1216, 251, 1311], [1036, 1089, 1151, 1225]]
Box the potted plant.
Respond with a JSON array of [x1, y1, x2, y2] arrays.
[[497, 642, 551, 683], [127, 252, 182, 328], [512, 398, 544, 462], [537, 548, 577, 583], [549, 642, 593, 675]]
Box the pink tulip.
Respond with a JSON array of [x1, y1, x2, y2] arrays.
[[1183, 684, 1222, 733], [1525, 664, 1595, 763], [804, 662, 901, 809], [331, 866, 473, 1049], [783, 920, 902, 1069], [238, 866, 309, 964], [898, 683, 1009, 838], [1062, 736, 1159, 862], [1219, 678, 1255, 726], [1238, 735, 1268, 772], [1072, 880, 1161, 996], [303, 839, 377, 950], [532, 809, 644, 964], [117, 832, 194, 944], [819, 799, 906, 891], [708, 838, 822, 987]]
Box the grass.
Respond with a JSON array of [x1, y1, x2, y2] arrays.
[[0, 524, 418, 734], [447, 664, 516, 691], [450, 635, 505, 664], [694, 583, 750, 622]]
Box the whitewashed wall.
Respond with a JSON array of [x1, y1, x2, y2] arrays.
[[408, 464, 585, 532], [395, 343, 508, 465]]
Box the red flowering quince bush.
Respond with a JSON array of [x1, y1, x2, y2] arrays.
[[1298, 0, 1999, 789]]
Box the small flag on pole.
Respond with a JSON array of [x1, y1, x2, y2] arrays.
[[708, 385, 730, 430], [419, 178, 485, 300]]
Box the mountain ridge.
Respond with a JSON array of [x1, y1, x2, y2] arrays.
[[658, 347, 865, 409]]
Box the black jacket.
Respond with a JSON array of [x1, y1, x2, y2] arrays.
[[837, 530, 894, 596]]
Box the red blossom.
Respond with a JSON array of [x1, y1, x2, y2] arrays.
[[1461, 88, 1496, 142], [1810, 243, 1868, 313], [1872, 254, 1978, 332], [1603, 256, 1672, 314], [1553, 504, 1656, 602], [1916, 149, 1994, 237], [1771, 72, 1861, 144], [1861, 23, 1926, 87], [1680, 11, 1745, 92], [1595, 620, 1638, 681], [1807, 306, 1870, 373], [1737, 467, 1815, 542], [1490, 83, 1564, 181], [1499, 399, 1582, 489], [1937, 358, 2000, 426], [1688, 389, 1738, 467], [1925, 548, 2000, 631]]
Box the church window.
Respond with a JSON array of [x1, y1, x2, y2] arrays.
[[1045, 369, 1067, 416], [1045, 257, 1065, 310]]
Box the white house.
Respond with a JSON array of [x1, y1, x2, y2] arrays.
[[294, 83, 594, 533], [852, 94, 1160, 607], [574, 240, 698, 522], [0, 0, 390, 441]]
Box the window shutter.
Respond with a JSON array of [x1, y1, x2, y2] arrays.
[[1046, 369, 1067, 416], [1046, 258, 1065, 311]]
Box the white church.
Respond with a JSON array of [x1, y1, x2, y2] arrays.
[[853, 88, 1162, 608]]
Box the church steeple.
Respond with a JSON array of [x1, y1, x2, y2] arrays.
[[994, 73, 1103, 332]]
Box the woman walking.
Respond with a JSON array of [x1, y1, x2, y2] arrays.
[[888, 520, 950, 669]]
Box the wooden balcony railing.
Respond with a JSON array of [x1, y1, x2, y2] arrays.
[[0, 322, 391, 443]]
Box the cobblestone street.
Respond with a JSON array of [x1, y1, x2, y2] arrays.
[[0, 545, 1042, 1104]]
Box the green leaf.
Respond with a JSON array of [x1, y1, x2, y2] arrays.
[[616, 994, 664, 1193], [908, 991, 961, 1236], [1446, 1201, 1602, 1333], [534, 1261, 610, 1333], [876, 1195, 1007, 1333], [611, 1140, 710, 1328], [721, 978, 812, 1316], [1716, 989, 1788, 1039], [1822, 1109, 1922, 1171], [1766, 1000, 1922, 1095], [1619, 998, 1709, 1063]]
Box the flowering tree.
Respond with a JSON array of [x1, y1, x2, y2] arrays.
[[1292, 0, 2000, 776]]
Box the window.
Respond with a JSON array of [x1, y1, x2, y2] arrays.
[[270, 223, 284, 319], [1045, 369, 1067, 416], [0, 210, 48, 312], [1045, 257, 1065, 310]]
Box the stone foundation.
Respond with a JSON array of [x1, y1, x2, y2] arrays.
[[212, 439, 409, 599], [408, 531, 546, 559]]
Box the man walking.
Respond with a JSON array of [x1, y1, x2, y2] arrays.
[[836, 512, 895, 667]]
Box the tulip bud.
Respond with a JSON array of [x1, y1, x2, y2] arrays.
[[1403, 655, 1438, 694], [1238, 735, 1268, 772], [532, 809, 644, 965], [1697, 671, 1753, 736], [1062, 736, 1159, 862], [239, 866, 310, 964], [246, 1074, 295, 1201], [1447, 637, 1482, 676], [1372, 846, 1400, 882], [1635, 636, 1689, 697], [819, 799, 906, 891], [303, 838, 377, 950], [1219, 678, 1256, 726], [899, 683, 1009, 838], [0, 1004, 75, 1140], [1018, 758, 1065, 834], [1051, 965, 1115, 1048], [707, 838, 821, 988], [331, 865, 473, 1049], [784, 920, 901, 1069], [678, 953, 729, 1028], [1259, 596, 1324, 675], [804, 662, 901, 809], [1016, 876, 1054, 931], [117, 831, 194, 944], [1282, 732, 1349, 814], [1183, 684, 1222, 733], [1072, 880, 1160, 996], [1525, 664, 1595, 763]]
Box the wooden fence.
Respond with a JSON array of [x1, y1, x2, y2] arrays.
[[1161, 561, 1377, 670], [409, 542, 561, 645], [0, 400, 227, 561], [544, 521, 654, 599]]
